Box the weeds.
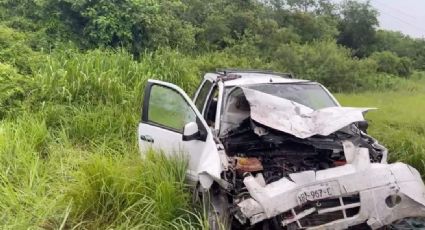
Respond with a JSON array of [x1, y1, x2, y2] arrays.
[[337, 79, 425, 177], [1, 46, 425, 228], [0, 112, 200, 229]]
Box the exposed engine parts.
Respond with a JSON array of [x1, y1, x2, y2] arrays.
[[219, 118, 387, 228], [235, 157, 263, 173]]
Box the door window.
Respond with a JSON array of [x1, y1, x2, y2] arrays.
[[148, 85, 196, 132], [194, 80, 213, 112], [204, 87, 219, 126]]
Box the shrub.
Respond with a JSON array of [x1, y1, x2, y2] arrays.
[[272, 40, 378, 91], [0, 24, 42, 73], [369, 51, 413, 77], [0, 63, 30, 118]]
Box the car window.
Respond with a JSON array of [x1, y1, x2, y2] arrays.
[[204, 86, 219, 125], [148, 85, 196, 132], [248, 83, 337, 110], [194, 80, 213, 112]]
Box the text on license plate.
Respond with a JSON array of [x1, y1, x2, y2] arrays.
[[297, 181, 340, 204]]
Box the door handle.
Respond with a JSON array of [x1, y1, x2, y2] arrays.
[[140, 135, 154, 143]]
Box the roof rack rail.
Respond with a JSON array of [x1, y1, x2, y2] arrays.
[[215, 68, 294, 79]]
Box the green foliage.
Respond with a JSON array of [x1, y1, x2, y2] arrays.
[[370, 51, 413, 77], [65, 149, 191, 229], [0, 25, 42, 73], [272, 40, 378, 91], [32, 49, 143, 105], [0, 63, 31, 118], [0, 45, 424, 228], [337, 81, 425, 177], [289, 13, 339, 42], [0, 0, 39, 18], [0, 0, 425, 227], [337, 0, 378, 57], [373, 30, 425, 70], [0, 114, 199, 228], [0, 115, 55, 228], [1, 0, 422, 80], [1, 0, 197, 55]]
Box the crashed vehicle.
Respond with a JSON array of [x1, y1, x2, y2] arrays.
[[138, 70, 425, 229]]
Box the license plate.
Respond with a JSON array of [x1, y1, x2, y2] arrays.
[[297, 181, 340, 204]]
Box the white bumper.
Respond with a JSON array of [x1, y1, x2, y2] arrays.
[[237, 162, 425, 229]]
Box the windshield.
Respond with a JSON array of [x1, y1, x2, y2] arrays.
[[247, 83, 337, 110], [219, 83, 338, 136]]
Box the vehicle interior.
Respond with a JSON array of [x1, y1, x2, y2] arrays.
[[204, 86, 218, 126]]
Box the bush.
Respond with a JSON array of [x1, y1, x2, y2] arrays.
[[0, 24, 42, 73], [369, 51, 413, 77], [0, 63, 31, 118], [272, 40, 378, 91]]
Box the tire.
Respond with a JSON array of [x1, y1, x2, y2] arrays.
[[387, 217, 425, 230], [193, 184, 232, 230]]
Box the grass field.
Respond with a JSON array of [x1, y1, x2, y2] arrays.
[[337, 82, 425, 176], [1, 49, 425, 228], [0, 51, 208, 229], [0, 114, 202, 229], [0, 90, 422, 229]]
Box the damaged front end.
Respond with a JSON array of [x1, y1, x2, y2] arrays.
[[217, 86, 425, 229], [235, 143, 425, 229]]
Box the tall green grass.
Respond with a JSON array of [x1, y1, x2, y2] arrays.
[[0, 113, 202, 229], [337, 79, 425, 176], [0, 49, 218, 228], [1, 47, 425, 228]]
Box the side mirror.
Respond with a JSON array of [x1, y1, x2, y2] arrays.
[[182, 122, 201, 141]]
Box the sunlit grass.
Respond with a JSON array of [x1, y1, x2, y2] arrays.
[[337, 81, 425, 177]]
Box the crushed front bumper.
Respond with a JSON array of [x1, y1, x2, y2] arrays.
[[237, 162, 425, 229]]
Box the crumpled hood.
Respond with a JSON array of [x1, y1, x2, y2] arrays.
[[241, 87, 375, 139]]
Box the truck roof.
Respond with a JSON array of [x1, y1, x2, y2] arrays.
[[204, 71, 310, 87]]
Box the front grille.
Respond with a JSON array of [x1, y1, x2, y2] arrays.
[[281, 194, 361, 228]]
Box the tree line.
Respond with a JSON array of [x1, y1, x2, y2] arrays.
[[0, 0, 424, 91]]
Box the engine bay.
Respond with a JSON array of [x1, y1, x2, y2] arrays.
[[219, 118, 386, 227], [222, 119, 384, 180]]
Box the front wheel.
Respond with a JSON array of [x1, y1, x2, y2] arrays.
[[386, 217, 425, 229], [193, 184, 232, 230]]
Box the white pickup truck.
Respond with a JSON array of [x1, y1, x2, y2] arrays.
[[138, 70, 425, 229]]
